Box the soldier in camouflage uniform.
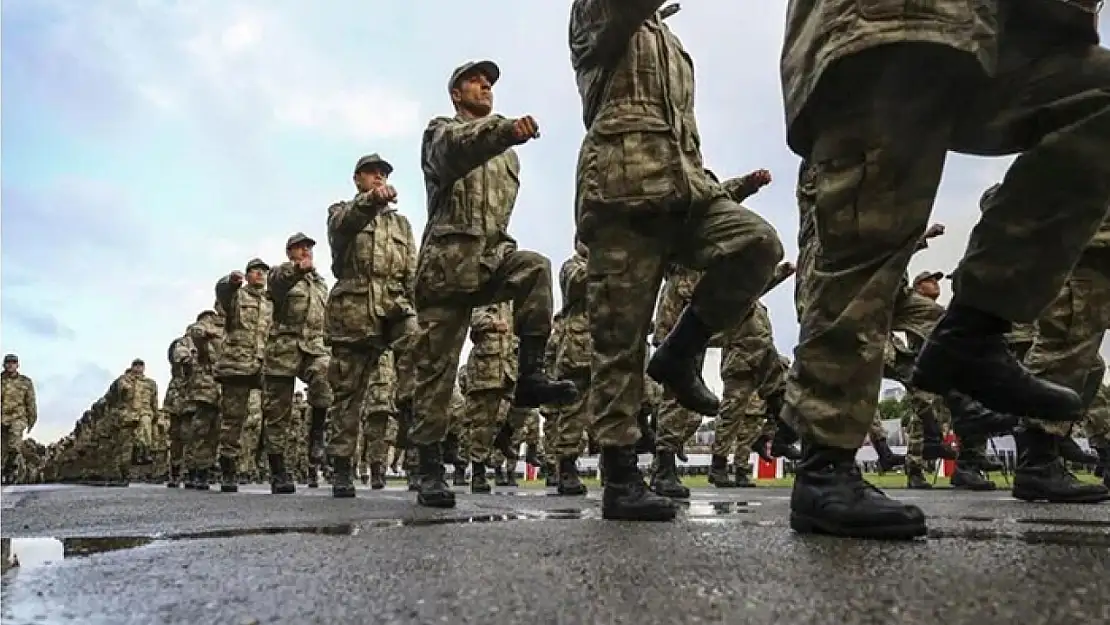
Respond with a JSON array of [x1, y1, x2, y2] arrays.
[[463, 303, 517, 493], [501, 407, 541, 485], [263, 232, 333, 494], [325, 153, 419, 498], [103, 359, 158, 486], [289, 392, 314, 486], [408, 60, 577, 509], [186, 307, 225, 490], [1, 354, 36, 485], [445, 369, 469, 486], [215, 259, 272, 493], [1018, 181, 1110, 502], [239, 390, 263, 483], [550, 247, 591, 495], [781, 0, 1109, 538], [165, 331, 195, 487], [570, 3, 784, 522]]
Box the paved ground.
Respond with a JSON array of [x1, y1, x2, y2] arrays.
[[2, 481, 1108, 625]]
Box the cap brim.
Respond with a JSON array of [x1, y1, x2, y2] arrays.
[[247, 263, 270, 271], [355, 160, 393, 176], [288, 237, 317, 249], [451, 60, 500, 91]]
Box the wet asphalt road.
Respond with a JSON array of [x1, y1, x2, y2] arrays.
[[2, 482, 1108, 625]]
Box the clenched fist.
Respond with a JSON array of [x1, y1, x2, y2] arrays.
[[744, 169, 773, 189], [229, 271, 245, 285], [369, 184, 398, 205], [925, 223, 945, 238], [510, 116, 540, 144]]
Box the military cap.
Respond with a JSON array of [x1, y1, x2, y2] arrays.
[[913, 271, 944, 286], [354, 153, 393, 176], [245, 258, 270, 272], [131, 358, 145, 366], [979, 183, 1001, 211], [3, 353, 17, 363], [447, 60, 500, 94], [286, 232, 317, 249]]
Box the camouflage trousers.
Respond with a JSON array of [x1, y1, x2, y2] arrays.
[[904, 388, 948, 469], [787, 42, 1110, 449], [262, 355, 331, 459], [217, 380, 260, 462], [712, 308, 785, 458], [548, 369, 591, 457], [581, 199, 782, 448], [328, 343, 397, 459], [465, 388, 509, 462], [360, 416, 397, 471], [168, 410, 191, 473], [491, 407, 540, 471], [1025, 250, 1110, 437], [187, 401, 221, 471], [1, 420, 26, 474], [410, 250, 554, 446]]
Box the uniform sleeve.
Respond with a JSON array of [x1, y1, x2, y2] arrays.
[[559, 256, 588, 305], [215, 275, 240, 316], [148, 380, 160, 414], [267, 262, 302, 303], [422, 115, 517, 184], [569, 0, 667, 70], [24, 378, 37, 429]]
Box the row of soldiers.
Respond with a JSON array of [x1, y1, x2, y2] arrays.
[[11, 3, 1110, 539]]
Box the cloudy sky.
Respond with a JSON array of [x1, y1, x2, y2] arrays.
[[4, 1, 1108, 444]]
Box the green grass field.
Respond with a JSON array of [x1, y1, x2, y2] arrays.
[[503, 472, 1104, 490]]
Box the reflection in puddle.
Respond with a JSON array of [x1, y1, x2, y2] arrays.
[[2, 537, 155, 572], [683, 501, 761, 517]]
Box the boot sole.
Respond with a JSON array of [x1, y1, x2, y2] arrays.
[[1011, 488, 1110, 504], [790, 513, 927, 540], [602, 508, 677, 522], [913, 366, 1078, 422], [417, 495, 456, 508]]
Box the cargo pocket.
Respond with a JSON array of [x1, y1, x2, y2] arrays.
[[419, 225, 484, 293], [591, 116, 677, 205], [324, 283, 371, 340]]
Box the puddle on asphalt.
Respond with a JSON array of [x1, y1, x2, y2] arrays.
[[2, 537, 156, 572], [928, 528, 1110, 547], [1014, 517, 1110, 529], [683, 501, 761, 517]]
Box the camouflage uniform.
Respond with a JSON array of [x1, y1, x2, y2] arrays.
[[1, 358, 36, 483], [104, 368, 158, 483], [550, 252, 592, 492], [165, 333, 195, 485], [651, 266, 705, 457], [409, 63, 574, 509], [215, 260, 273, 489], [239, 390, 263, 480], [289, 393, 310, 482], [463, 303, 516, 490], [359, 349, 399, 488], [325, 157, 419, 496], [263, 235, 333, 490], [185, 308, 226, 487], [570, 2, 783, 520]]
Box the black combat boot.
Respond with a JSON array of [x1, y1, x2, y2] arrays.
[[734, 462, 757, 488], [330, 456, 356, 498], [514, 336, 579, 408], [770, 418, 803, 461], [707, 454, 736, 488], [791, 442, 926, 539], [194, 468, 211, 491], [306, 465, 319, 488], [218, 456, 238, 493], [470, 461, 491, 494], [369, 462, 386, 490], [416, 443, 455, 508], [1011, 427, 1110, 503], [1055, 435, 1099, 465], [906, 465, 932, 489], [505, 462, 518, 486], [950, 462, 996, 491], [493, 465, 509, 486], [647, 308, 719, 416], [524, 444, 542, 468], [601, 445, 678, 522], [452, 461, 468, 486], [406, 471, 421, 491], [650, 450, 690, 498], [359, 470, 370, 485], [167, 464, 181, 488], [308, 407, 327, 465], [544, 460, 559, 487], [268, 454, 295, 494], [946, 391, 1020, 440], [556, 455, 587, 495], [873, 439, 905, 472], [913, 305, 1081, 419]]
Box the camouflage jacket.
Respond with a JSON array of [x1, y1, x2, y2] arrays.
[[466, 302, 516, 392], [781, 0, 995, 155], [107, 372, 159, 422], [571, 1, 721, 214], [1, 372, 37, 428], [326, 202, 417, 344], [215, 278, 271, 380], [187, 312, 226, 405], [165, 335, 195, 415], [555, 253, 591, 376], [266, 262, 329, 375], [417, 113, 521, 301]]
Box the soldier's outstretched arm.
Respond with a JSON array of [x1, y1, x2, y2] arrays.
[[214, 275, 240, 314], [422, 116, 518, 183], [569, 0, 667, 69], [327, 194, 386, 238], [267, 263, 302, 303]]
